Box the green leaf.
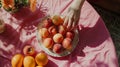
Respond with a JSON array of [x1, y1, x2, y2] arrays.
[[15, 0, 19, 4], [0, 0, 1, 8], [0, 3, 2, 8], [23, 0, 29, 6]]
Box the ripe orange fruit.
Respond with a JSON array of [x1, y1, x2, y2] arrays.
[[23, 56, 36, 67], [35, 52, 48, 66], [53, 33, 64, 43], [39, 28, 49, 38], [23, 45, 35, 56], [11, 54, 24, 67], [1, 0, 15, 10], [52, 15, 64, 25], [30, 0, 37, 12], [43, 38, 54, 48], [36, 66, 44, 67]]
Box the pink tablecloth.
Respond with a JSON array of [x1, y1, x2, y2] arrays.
[[0, 0, 119, 67]]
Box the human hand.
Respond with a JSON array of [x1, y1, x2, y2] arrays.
[[63, 7, 80, 31], [63, 0, 84, 31]]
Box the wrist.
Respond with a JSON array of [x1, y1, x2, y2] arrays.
[[70, 0, 85, 10]]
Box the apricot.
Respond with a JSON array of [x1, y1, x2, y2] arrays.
[[58, 25, 66, 35], [62, 38, 72, 49], [11, 54, 24, 67], [53, 44, 62, 53], [23, 45, 35, 56], [48, 26, 57, 35], [43, 38, 54, 48], [43, 18, 52, 28], [51, 28, 57, 35], [35, 52, 48, 66], [1, 0, 15, 10], [53, 33, 64, 43], [66, 31, 74, 39], [36, 66, 44, 67], [30, 0, 37, 12], [39, 28, 49, 38], [23, 56, 36, 67], [52, 15, 64, 25], [67, 44, 72, 51]]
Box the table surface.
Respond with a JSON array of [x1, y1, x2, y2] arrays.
[[0, 0, 119, 67]]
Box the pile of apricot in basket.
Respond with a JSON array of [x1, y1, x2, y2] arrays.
[[39, 15, 75, 53]]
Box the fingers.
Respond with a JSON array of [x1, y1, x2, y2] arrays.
[[67, 16, 74, 30], [63, 17, 72, 31], [63, 16, 68, 26], [63, 16, 77, 31], [63, 14, 74, 30], [63, 9, 79, 31], [72, 21, 76, 29]]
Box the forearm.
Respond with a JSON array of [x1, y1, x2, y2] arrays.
[[70, 0, 85, 10]]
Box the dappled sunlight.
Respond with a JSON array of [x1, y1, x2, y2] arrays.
[[0, 0, 118, 67]]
